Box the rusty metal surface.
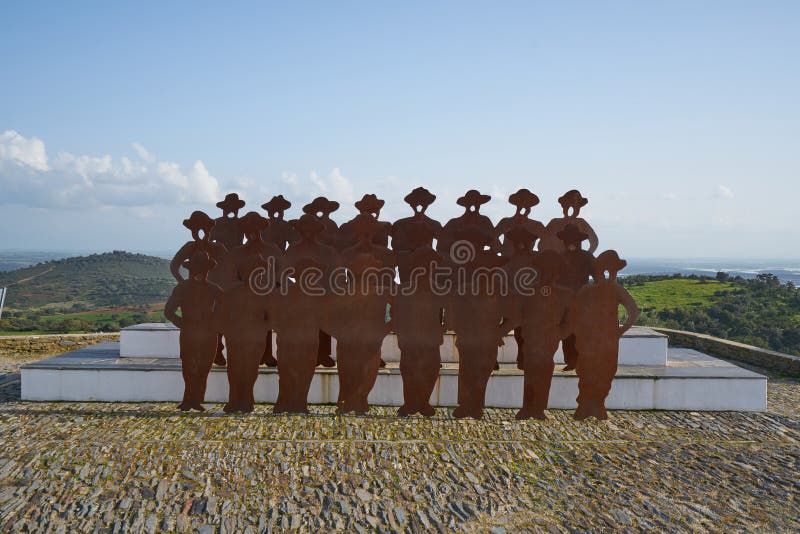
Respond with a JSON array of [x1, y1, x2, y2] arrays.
[[165, 189, 639, 420]]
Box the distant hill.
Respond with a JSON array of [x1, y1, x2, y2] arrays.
[[0, 251, 174, 310]]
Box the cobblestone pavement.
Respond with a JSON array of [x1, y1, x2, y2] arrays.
[[0, 363, 797, 533]]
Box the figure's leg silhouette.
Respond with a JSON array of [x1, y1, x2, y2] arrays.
[[575, 338, 617, 420], [562, 334, 578, 371], [275, 338, 319, 413], [179, 331, 217, 411], [453, 342, 495, 419], [317, 331, 336, 367], [399, 344, 439, 416], [214, 334, 227, 366], [514, 327, 525, 370], [517, 346, 555, 420], [261, 330, 277, 367]]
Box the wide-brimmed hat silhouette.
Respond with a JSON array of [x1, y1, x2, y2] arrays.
[[557, 224, 588, 246], [355, 194, 385, 214], [183, 250, 216, 273], [237, 211, 269, 234], [183, 211, 215, 232], [404, 187, 436, 208], [530, 250, 565, 279], [504, 226, 539, 249], [594, 250, 627, 275], [216, 193, 246, 212], [291, 214, 325, 237], [303, 197, 340, 217], [558, 189, 588, 209], [508, 188, 540, 209], [261, 195, 291, 215], [456, 189, 491, 208]]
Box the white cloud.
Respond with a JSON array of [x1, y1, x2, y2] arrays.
[[716, 184, 734, 199], [280, 167, 355, 206], [0, 131, 220, 208], [0, 130, 48, 171], [132, 142, 155, 163]]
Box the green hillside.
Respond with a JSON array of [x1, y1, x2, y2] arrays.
[[621, 273, 800, 356], [0, 251, 173, 310]]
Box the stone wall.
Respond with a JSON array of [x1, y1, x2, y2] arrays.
[[0, 333, 119, 358], [653, 327, 800, 376]]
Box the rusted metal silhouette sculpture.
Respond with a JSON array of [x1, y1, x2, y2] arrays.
[[171, 211, 235, 367], [272, 254, 331, 413], [220, 254, 271, 413], [557, 224, 595, 371], [447, 226, 508, 419], [166, 187, 642, 421], [339, 194, 393, 249], [329, 252, 392, 414], [212, 193, 247, 249], [392, 187, 442, 282], [540, 189, 598, 254], [301, 197, 340, 367], [164, 250, 223, 411], [436, 189, 497, 259], [495, 189, 547, 369], [229, 212, 282, 368], [568, 251, 639, 420], [392, 246, 446, 416], [260, 195, 300, 251], [505, 247, 573, 420]]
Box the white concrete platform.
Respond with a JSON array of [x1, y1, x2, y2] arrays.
[[121, 323, 668, 366], [21, 342, 766, 411]]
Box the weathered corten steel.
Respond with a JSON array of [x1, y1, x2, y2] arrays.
[[167, 188, 638, 420], [164, 249, 223, 411]]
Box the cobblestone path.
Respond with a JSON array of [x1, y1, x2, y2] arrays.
[[0, 365, 797, 533]]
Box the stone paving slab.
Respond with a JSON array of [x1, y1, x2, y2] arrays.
[[0, 365, 797, 533]]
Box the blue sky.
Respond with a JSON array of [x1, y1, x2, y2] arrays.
[[1, 1, 798, 258]]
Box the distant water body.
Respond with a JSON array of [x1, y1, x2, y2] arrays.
[[622, 259, 800, 284], [1, 250, 799, 284]]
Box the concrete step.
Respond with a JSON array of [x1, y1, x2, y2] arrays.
[[21, 342, 766, 411], [121, 323, 668, 366]]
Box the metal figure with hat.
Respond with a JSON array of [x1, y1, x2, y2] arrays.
[[566, 250, 639, 420], [446, 226, 510, 419], [540, 189, 598, 254], [301, 197, 341, 365], [228, 212, 283, 368], [504, 249, 573, 420], [271, 256, 332, 413], [283, 213, 339, 368], [261, 195, 300, 251], [391, 187, 443, 283], [212, 193, 247, 250], [436, 190, 498, 261], [209, 193, 247, 366], [556, 223, 596, 371], [392, 245, 447, 417], [171, 211, 236, 367], [164, 250, 224, 411], [327, 252, 393, 414], [495, 189, 548, 369], [339, 213, 396, 369], [339, 194, 393, 250], [219, 254, 272, 413], [302, 197, 340, 250]]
